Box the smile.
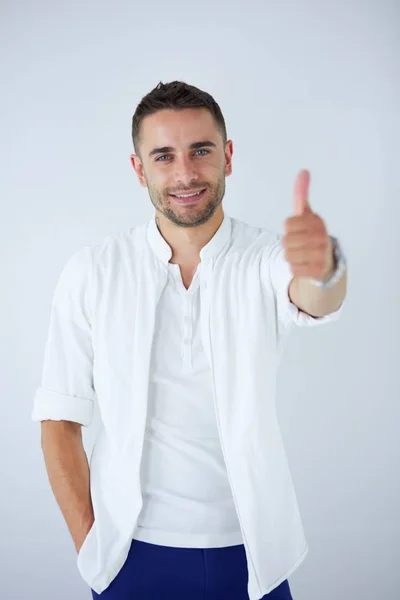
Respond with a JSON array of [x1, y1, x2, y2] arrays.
[[170, 189, 206, 204]]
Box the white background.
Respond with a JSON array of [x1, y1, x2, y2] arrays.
[[1, 0, 399, 598]]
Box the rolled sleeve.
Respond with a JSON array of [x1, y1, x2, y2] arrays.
[[31, 246, 96, 427], [267, 236, 345, 329]]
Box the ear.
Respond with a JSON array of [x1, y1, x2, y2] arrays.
[[130, 154, 147, 188], [224, 140, 233, 177]]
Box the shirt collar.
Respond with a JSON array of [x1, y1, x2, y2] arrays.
[[146, 213, 232, 264]]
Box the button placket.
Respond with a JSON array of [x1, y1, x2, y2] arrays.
[[182, 294, 193, 369]]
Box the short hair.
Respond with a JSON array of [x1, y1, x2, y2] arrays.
[[131, 80, 227, 157]]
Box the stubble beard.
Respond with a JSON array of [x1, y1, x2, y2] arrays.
[[148, 177, 226, 229]]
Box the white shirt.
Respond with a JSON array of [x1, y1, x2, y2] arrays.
[[134, 257, 243, 548], [32, 214, 344, 600]]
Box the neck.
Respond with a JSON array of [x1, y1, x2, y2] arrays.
[[155, 206, 224, 265]]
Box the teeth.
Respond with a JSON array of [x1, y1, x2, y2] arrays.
[[175, 191, 202, 198]]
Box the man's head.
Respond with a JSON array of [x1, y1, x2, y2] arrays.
[[130, 81, 233, 228]]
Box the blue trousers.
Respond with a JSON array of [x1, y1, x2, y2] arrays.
[[91, 539, 293, 599]]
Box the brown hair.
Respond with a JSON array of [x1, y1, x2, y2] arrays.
[[131, 80, 227, 157]]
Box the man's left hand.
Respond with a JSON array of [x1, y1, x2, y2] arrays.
[[282, 169, 335, 283]]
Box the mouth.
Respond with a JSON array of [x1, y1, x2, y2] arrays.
[[169, 189, 207, 204]]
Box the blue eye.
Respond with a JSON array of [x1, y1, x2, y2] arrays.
[[155, 149, 210, 162]]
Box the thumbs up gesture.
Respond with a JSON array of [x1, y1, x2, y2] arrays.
[[282, 170, 334, 282]]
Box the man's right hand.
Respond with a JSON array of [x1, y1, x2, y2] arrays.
[[75, 517, 95, 555]]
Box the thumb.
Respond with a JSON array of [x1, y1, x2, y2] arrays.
[[293, 169, 312, 216]]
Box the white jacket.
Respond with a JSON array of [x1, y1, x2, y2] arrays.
[[32, 214, 344, 600]]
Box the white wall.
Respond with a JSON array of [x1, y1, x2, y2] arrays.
[[1, 0, 399, 598]]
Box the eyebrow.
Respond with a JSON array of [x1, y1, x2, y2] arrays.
[[148, 140, 217, 158]]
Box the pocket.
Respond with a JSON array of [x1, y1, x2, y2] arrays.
[[78, 519, 96, 559]]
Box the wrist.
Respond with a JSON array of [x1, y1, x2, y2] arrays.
[[321, 253, 337, 282], [310, 236, 347, 289]]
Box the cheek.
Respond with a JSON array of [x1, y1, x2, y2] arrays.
[[147, 171, 167, 193]]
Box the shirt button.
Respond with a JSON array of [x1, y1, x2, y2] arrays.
[[184, 338, 191, 345], [184, 316, 191, 323]]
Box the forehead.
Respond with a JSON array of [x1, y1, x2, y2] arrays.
[[140, 108, 220, 149]]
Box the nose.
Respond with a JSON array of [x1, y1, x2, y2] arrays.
[[173, 155, 199, 187]]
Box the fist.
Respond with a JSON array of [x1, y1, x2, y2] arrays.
[[282, 169, 334, 281]]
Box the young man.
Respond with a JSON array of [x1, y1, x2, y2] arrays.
[[32, 81, 347, 600]]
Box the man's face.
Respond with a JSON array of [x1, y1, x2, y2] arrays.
[[130, 108, 233, 228]]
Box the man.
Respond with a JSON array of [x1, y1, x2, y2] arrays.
[[32, 80, 347, 600]]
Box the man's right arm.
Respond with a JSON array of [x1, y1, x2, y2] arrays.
[[33, 247, 96, 552], [40, 420, 94, 555]]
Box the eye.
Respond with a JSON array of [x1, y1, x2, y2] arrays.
[[155, 149, 210, 162]]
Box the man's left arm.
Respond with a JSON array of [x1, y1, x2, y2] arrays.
[[288, 245, 347, 318], [283, 169, 348, 319]]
